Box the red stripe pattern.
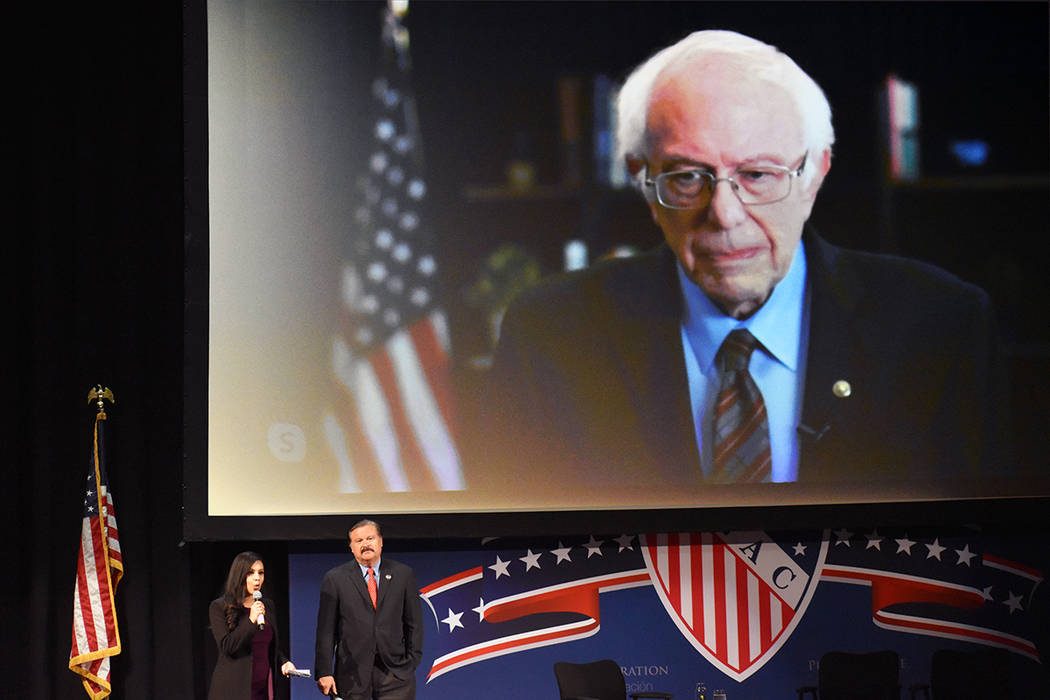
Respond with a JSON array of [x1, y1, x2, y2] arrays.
[[821, 564, 1041, 661], [69, 411, 123, 699], [642, 532, 802, 681], [711, 329, 772, 483], [424, 569, 650, 681]]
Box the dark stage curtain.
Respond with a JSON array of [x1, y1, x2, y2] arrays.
[[6, 5, 199, 698]]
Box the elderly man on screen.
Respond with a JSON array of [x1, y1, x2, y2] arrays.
[[484, 30, 1008, 491]]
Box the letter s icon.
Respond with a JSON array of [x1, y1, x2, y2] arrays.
[[268, 423, 306, 462]]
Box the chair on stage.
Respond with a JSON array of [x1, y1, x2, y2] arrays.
[[909, 647, 1012, 699], [796, 649, 901, 700], [553, 659, 673, 700]]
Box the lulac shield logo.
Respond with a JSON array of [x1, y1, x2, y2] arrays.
[[641, 530, 829, 681]]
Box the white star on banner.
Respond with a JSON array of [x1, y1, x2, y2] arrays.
[[489, 556, 511, 579], [925, 538, 947, 561], [980, 586, 995, 601], [793, 542, 807, 556], [520, 549, 542, 572], [584, 536, 604, 558], [865, 529, 884, 551], [614, 534, 635, 552], [895, 535, 917, 555], [550, 542, 572, 564], [472, 598, 486, 622], [1003, 592, 1024, 614], [833, 528, 853, 546], [442, 608, 464, 631], [955, 544, 977, 567]]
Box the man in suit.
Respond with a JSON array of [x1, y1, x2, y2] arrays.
[[481, 30, 1008, 499], [315, 520, 423, 700]]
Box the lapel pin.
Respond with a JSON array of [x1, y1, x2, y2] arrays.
[[385, 574, 392, 580], [832, 380, 851, 398]]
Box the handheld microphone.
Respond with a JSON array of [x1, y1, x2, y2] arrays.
[[252, 590, 265, 628]]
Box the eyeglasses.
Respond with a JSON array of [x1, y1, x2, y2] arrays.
[[644, 152, 807, 209]]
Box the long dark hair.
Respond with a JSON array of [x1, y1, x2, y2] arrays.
[[221, 551, 263, 631]]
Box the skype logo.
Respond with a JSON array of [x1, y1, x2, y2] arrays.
[[267, 423, 306, 462]]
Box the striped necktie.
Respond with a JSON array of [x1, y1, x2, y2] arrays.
[[710, 329, 772, 483]]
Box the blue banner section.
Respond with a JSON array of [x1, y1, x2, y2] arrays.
[[290, 529, 1049, 699]]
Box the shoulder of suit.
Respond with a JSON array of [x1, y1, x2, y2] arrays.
[[519, 245, 665, 298], [503, 245, 673, 328], [380, 557, 409, 571], [809, 232, 989, 310], [323, 560, 363, 578]]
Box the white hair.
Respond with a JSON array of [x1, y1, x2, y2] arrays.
[[615, 30, 834, 188]]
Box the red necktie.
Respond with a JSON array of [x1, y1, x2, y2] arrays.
[[711, 329, 772, 483], [367, 567, 377, 609]]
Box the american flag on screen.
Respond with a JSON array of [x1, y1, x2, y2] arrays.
[[323, 6, 463, 493], [69, 397, 123, 699]]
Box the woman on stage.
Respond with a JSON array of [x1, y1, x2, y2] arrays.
[[208, 551, 296, 700]]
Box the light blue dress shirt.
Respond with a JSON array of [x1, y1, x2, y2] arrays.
[[677, 241, 810, 482], [357, 558, 381, 591]]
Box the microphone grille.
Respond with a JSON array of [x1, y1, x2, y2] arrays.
[[252, 590, 263, 601]]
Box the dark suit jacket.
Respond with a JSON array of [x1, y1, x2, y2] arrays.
[[208, 596, 290, 700], [314, 558, 424, 694], [479, 229, 1010, 494]]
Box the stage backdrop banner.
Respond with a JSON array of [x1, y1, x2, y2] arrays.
[[289, 527, 1047, 699]]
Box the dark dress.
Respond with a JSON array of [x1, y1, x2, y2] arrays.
[[208, 596, 290, 700], [250, 622, 274, 700]]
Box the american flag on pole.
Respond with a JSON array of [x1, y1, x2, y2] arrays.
[[69, 389, 123, 699], [323, 1, 464, 494]]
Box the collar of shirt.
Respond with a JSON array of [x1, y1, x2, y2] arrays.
[[677, 241, 809, 482], [678, 239, 807, 372], [357, 559, 381, 580]]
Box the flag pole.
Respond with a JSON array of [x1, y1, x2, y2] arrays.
[[384, 0, 411, 62]]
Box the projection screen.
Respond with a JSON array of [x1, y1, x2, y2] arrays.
[[187, 0, 1050, 537]]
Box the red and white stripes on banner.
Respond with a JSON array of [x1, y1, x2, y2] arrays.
[[982, 553, 1045, 584], [821, 563, 1040, 661], [326, 309, 463, 493], [420, 567, 650, 682], [642, 532, 800, 681], [69, 415, 123, 700]]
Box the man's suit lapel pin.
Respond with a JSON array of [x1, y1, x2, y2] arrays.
[[385, 574, 392, 580], [832, 379, 852, 398]]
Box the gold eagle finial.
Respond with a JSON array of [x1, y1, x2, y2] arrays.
[[87, 386, 116, 414]]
